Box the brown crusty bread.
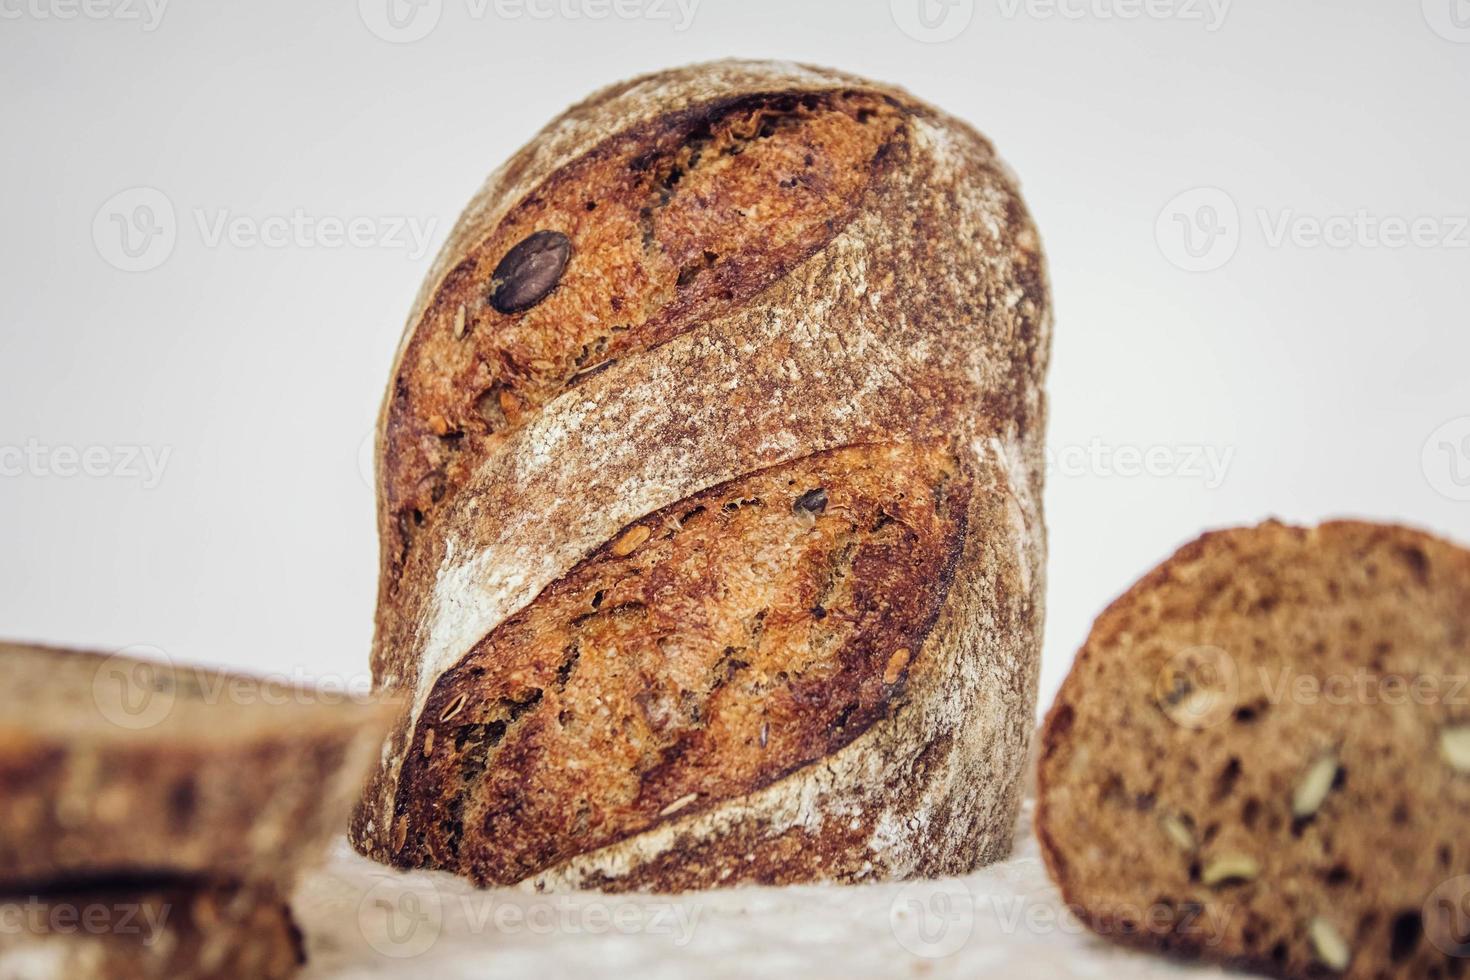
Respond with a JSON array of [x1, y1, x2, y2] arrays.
[[0, 878, 303, 980], [1037, 521, 1470, 979], [351, 59, 1052, 891], [0, 641, 395, 888]]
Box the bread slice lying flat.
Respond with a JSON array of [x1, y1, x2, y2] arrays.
[[0, 878, 302, 980], [1038, 521, 1470, 979], [0, 641, 394, 887]]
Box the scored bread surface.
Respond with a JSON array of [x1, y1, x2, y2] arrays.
[[352, 59, 1052, 890], [1037, 521, 1470, 979]]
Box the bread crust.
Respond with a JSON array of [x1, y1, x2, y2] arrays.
[[352, 60, 1051, 890], [1037, 520, 1470, 979], [0, 641, 395, 889]]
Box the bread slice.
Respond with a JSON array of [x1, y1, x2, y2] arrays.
[[1037, 521, 1470, 979], [0, 878, 302, 979], [0, 641, 394, 887]]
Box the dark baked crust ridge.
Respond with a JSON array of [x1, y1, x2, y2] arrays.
[[389, 441, 971, 882], [1037, 521, 1470, 980]]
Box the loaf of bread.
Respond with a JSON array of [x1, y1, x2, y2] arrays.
[[1037, 521, 1470, 979], [0, 880, 302, 980], [0, 641, 394, 887], [351, 59, 1052, 891]]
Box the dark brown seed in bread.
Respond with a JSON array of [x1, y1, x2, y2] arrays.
[[390, 441, 970, 883], [0, 878, 303, 980], [1037, 520, 1470, 979], [488, 230, 572, 314], [0, 642, 395, 888]]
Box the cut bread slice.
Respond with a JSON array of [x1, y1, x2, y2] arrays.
[[0, 641, 394, 887], [1037, 521, 1470, 979], [0, 878, 303, 980]]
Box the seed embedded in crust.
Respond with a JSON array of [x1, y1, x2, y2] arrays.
[[438, 693, 467, 722], [611, 524, 652, 557], [793, 487, 828, 517], [489, 230, 572, 314], [1308, 916, 1351, 971], [1440, 725, 1470, 772], [453, 302, 468, 339], [1159, 813, 1196, 852], [422, 728, 436, 758], [1201, 854, 1259, 887], [882, 648, 911, 686], [1292, 752, 1340, 819], [660, 792, 698, 817]]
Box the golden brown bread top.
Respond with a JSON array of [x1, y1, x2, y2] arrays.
[[381, 91, 904, 588]]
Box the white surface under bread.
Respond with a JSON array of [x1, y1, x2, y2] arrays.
[[297, 802, 1228, 980]]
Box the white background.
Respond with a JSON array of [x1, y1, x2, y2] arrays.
[[1, 0, 1467, 718]]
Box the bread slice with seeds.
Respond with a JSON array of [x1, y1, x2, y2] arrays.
[[1037, 520, 1470, 979], [0, 878, 302, 980]]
